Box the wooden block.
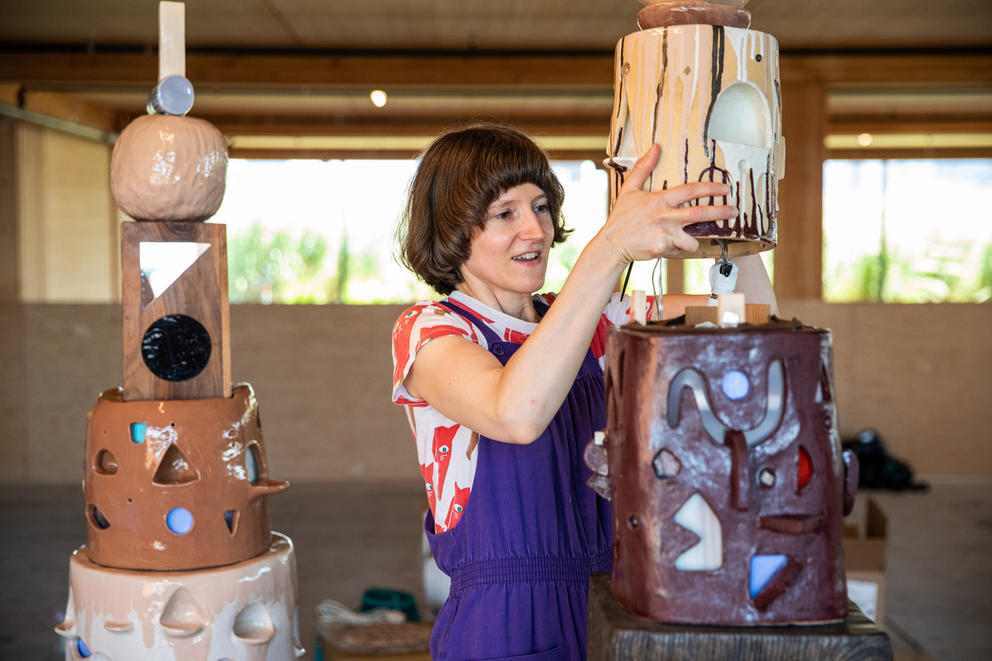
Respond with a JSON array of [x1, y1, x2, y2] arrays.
[[631, 289, 646, 325], [685, 305, 719, 327], [746, 303, 771, 325], [158, 1, 186, 81], [587, 573, 893, 660], [121, 221, 230, 401], [717, 292, 746, 325]]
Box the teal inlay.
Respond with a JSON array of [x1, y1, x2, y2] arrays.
[[130, 422, 147, 444], [750, 554, 788, 598]]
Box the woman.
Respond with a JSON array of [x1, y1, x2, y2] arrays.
[[392, 125, 772, 660]]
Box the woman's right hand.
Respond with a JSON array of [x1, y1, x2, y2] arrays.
[[596, 144, 738, 265]]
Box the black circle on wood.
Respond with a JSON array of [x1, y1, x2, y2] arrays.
[[141, 314, 212, 381]]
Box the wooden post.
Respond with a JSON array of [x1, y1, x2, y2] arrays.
[[776, 76, 827, 299], [158, 1, 186, 81]]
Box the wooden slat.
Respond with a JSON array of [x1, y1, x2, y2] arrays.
[[3, 51, 990, 89]]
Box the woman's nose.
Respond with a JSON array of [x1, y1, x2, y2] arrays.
[[518, 209, 547, 240]]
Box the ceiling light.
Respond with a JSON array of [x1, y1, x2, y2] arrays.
[[857, 133, 873, 146], [369, 90, 388, 108]]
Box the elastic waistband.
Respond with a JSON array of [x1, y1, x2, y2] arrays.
[[449, 549, 613, 595]]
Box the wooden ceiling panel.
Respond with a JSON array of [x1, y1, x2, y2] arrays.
[[1, 0, 988, 52]]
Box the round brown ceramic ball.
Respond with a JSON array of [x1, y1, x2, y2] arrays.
[[111, 114, 228, 222]]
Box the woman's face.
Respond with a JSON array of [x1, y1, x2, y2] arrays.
[[459, 182, 555, 299]]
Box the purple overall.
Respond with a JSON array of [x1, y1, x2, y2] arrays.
[[426, 298, 613, 661]]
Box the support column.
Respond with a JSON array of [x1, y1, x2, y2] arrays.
[[777, 76, 828, 299]]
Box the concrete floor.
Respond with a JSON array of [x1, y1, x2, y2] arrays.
[[2, 479, 990, 660]]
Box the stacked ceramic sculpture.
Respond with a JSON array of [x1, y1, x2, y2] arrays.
[[605, 0, 784, 259], [56, 3, 302, 658], [585, 0, 859, 626]]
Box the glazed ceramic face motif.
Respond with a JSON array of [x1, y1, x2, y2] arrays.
[[606, 25, 784, 259], [588, 324, 857, 625]]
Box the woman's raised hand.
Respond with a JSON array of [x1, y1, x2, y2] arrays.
[[596, 144, 738, 265]]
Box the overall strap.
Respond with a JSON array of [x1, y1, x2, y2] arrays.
[[438, 299, 505, 350]]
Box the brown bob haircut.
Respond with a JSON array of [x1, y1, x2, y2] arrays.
[[398, 124, 570, 295]]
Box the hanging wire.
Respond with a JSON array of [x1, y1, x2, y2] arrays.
[[650, 257, 664, 321]]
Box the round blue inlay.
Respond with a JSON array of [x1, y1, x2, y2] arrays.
[[721, 370, 750, 400], [166, 507, 194, 535], [76, 637, 91, 658]]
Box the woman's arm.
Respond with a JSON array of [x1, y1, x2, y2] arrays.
[[405, 145, 738, 444]]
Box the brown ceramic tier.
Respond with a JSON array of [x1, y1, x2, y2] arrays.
[[591, 319, 855, 625], [83, 383, 288, 571]]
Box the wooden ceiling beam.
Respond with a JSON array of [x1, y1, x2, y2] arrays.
[[2, 51, 991, 91]]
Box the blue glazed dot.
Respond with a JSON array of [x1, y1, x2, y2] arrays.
[[76, 637, 91, 658], [721, 370, 750, 400], [130, 422, 147, 444], [166, 507, 194, 535]]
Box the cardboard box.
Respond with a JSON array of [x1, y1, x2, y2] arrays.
[[843, 496, 888, 624]]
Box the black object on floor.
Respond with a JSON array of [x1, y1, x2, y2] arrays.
[[842, 429, 928, 492]]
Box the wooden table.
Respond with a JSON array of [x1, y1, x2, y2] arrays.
[[588, 573, 893, 660]]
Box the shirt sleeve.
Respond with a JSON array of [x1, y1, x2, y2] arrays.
[[391, 303, 479, 405]]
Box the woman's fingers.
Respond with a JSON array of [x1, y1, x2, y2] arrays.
[[662, 181, 732, 208], [667, 203, 739, 226], [620, 144, 661, 193]]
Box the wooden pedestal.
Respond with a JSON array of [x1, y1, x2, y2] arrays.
[[588, 573, 892, 660]]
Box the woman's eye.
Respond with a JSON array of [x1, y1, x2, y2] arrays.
[[534, 203, 550, 214], [494, 210, 513, 221]]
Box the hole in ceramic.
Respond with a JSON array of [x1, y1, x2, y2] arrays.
[[224, 509, 239, 535], [797, 446, 813, 490], [166, 507, 194, 535], [673, 493, 723, 571], [652, 448, 681, 479], [749, 554, 788, 598], [153, 444, 199, 485], [88, 505, 110, 529], [759, 468, 776, 487], [721, 370, 750, 400], [129, 422, 146, 444], [94, 449, 118, 475], [627, 514, 641, 530], [246, 444, 262, 485]]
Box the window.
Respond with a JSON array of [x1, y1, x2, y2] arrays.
[[214, 158, 611, 304], [822, 158, 992, 302]]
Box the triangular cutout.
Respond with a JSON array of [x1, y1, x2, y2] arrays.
[[673, 493, 723, 570], [160, 587, 210, 638], [750, 554, 788, 598], [139, 242, 210, 309], [223, 509, 239, 535], [153, 444, 199, 485]]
